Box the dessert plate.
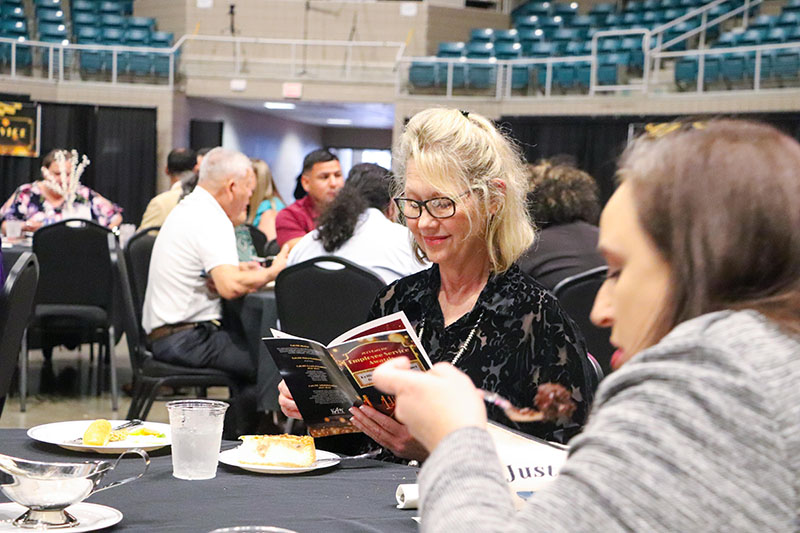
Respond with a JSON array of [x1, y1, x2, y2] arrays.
[[28, 420, 171, 454], [219, 448, 340, 474], [0, 502, 122, 532]]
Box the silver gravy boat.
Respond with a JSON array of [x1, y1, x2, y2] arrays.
[[0, 449, 149, 529]]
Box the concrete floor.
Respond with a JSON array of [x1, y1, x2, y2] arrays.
[[0, 340, 228, 430]]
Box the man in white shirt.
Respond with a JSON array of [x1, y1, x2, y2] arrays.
[[143, 148, 287, 419]]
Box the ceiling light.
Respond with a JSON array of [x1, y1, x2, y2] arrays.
[[263, 102, 295, 110], [326, 118, 352, 126]]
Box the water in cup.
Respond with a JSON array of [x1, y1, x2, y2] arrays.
[[166, 400, 228, 480]]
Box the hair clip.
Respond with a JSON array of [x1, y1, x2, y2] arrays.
[[460, 109, 470, 118], [644, 121, 707, 139]]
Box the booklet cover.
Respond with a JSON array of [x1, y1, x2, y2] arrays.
[[264, 312, 431, 438]]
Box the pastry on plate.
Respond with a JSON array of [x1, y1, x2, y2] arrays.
[[238, 434, 317, 467]]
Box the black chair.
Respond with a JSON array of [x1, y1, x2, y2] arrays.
[[275, 256, 386, 345], [24, 220, 120, 411], [246, 224, 267, 257], [553, 266, 614, 377], [124, 227, 159, 323], [0, 253, 38, 417], [121, 230, 241, 420]]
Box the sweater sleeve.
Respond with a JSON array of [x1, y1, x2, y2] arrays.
[[419, 340, 795, 533]]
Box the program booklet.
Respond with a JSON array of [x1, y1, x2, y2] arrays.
[[263, 311, 431, 438]]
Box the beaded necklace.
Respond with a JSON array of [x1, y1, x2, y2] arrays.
[[418, 309, 485, 367]]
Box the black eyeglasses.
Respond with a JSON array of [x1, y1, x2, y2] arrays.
[[393, 191, 470, 219]]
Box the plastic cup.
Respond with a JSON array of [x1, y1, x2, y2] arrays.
[[166, 399, 229, 480], [5, 220, 23, 239]]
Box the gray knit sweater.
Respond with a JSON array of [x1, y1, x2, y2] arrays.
[[420, 310, 800, 532]]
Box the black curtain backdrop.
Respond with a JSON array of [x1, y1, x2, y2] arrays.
[[500, 112, 800, 206], [0, 101, 156, 225]]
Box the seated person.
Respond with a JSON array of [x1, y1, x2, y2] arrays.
[[275, 149, 343, 248], [1, 149, 123, 234], [372, 119, 800, 531], [280, 108, 596, 461], [287, 163, 426, 284], [251, 159, 285, 242], [517, 161, 606, 290], [143, 147, 288, 429], [138, 148, 197, 231]]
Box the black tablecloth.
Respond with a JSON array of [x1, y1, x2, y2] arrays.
[[0, 429, 419, 532]]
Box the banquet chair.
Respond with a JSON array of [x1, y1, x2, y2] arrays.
[[553, 266, 614, 377], [124, 227, 159, 324], [275, 256, 386, 345], [245, 224, 267, 257], [0, 253, 38, 417], [120, 230, 241, 420], [24, 220, 120, 411]]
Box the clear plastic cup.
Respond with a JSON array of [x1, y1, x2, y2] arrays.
[[166, 399, 229, 480], [5, 220, 23, 239]]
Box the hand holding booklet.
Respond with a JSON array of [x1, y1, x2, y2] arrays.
[[263, 312, 431, 437]]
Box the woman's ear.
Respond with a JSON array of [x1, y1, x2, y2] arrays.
[[489, 178, 506, 215], [384, 200, 398, 222]]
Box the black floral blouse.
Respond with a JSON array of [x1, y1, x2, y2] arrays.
[[369, 263, 596, 443]]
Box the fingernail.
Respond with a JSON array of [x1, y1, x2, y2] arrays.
[[349, 407, 358, 415]]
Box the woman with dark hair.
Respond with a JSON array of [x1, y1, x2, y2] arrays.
[[517, 161, 606, 290], [373, 119, 800, 531], [286, 162, 424, 283]]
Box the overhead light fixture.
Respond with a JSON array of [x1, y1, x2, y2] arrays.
[[263, 102, 295, 110], [326, 118, 352, 126]]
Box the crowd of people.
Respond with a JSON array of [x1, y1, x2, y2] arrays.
[[2, 107, 798, 531]]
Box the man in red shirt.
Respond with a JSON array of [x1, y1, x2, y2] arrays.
[[276, 149, 344, 248]]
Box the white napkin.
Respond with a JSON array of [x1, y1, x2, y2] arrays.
[[395, 483, 419, 509]]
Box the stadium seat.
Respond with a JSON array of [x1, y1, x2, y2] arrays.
[[127, 51, 152, 75], [1, 20, 28, 37], [528, 41, 557, 58], [0, 4, 25, 20], [99, 1, 123, 15], [739, 29, 764, 46], [553, 62, 576, 89], [750, 14, 776, 30], [590, 3, 616, 17], [519, 2, 552, 17], [494, 29, 520, 45], [436, 42, 466, 87], [714, 32, 739, 47], [470, 28, 495, 43], [153, 51, 176, 77], [720, 51, 748, 83], [80, 49, 106, 73], [570, 14, 593, 31], [127, 17, 157, 31], [777, 12, 800, 29], [773, 49, 800, 81], [553, 3, 579, 20], [495, 42, 529, 89], [100, 14, 125, 28], [150, 31, 174, 47], [466, 42, 496, 89], [101, 27, 124, 45], [516, 15, 542, 31], [409, 61, 438, 88], [604, 14, 624, 26], [37, 8, 65, 23], [72, 0, 96, 13], [437, 41, 466, 57], [73, 12, 99, 28], [33, 0, 61, 8], [785, 0, 800, 14], [76, 26, 100, 43], [124, 28, 150, 45], [763, 27, 787, 44], [38, 22, 68, 40]]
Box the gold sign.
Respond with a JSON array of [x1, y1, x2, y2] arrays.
[[0, 101, 39, 157]]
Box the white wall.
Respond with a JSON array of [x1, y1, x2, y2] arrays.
[[178, 98, 324, 202]]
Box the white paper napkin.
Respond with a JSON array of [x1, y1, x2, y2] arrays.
[[395, 483, 419, 509]]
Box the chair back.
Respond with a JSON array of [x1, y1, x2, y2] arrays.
[[32, 220, 114, 311], [114, 235, 149, 378], [275, 256, 386, 345], [123, 227, 159, 323], [553, 266, 614, 376], [0, 252, 39, 416], [246, 224, 267, 257]]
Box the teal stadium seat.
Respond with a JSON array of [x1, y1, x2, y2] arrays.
[[153, 49, 177, 77], [494, 42, 528, 89], [124, 28, 150, 45], [127, 17, 156, 32], [739, 29, 764, 46], [76, 26, 100, 43], [465, 41, 496, 89], [38, 22, 67, 40], [785, 0, 800, 14], [0, 4, 25, 20], [436, 41, 466, 87], [409, 60, 438, 88], [99, 1, 123, 15], [777, 12, 800, 29], [764, 27, 787, 44], [73, 13, 98, 30], [516, 15, 542, 32], [518, 29, 545, 54], [33, 0, 61, 8], [750, 14, 776, 30], [72, 0, 96, 13], [774, 49, 800, 81], [100, 14, 125, 28], [589, 3, 616, 17], [37, 7, 65, 23], [470, 28, 495, 43], [493, 29, 520, 45], [714, 32, 738, 47], [150, 31, 173, 47], [518, 2, 552, 17]]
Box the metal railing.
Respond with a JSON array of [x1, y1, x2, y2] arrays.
[[0, 34, 405, 88]]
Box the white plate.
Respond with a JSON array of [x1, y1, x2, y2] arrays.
[[28, 420, 171, 454], [219, 447, 340, 474], [0, 502, 122, 532]]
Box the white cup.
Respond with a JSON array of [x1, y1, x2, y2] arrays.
[[5, 220, 23, 239], [166, 399, 229, 480]]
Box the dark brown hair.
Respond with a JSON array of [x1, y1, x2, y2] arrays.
[[526, 160, 600, 226], [618, 119, 800, 337], [41, 148, 70, 169]]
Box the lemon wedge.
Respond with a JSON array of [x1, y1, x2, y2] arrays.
[[83, 419, 112, 446]]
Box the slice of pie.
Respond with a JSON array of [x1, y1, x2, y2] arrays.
[[238, 434, 317, 467]]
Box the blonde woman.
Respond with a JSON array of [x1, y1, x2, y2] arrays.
[[374, 120, 800, 531], [249, 159, 284, 241], [279, 108, 596, 461]]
